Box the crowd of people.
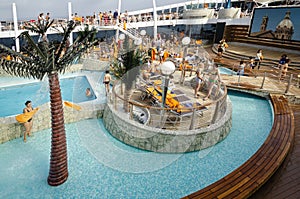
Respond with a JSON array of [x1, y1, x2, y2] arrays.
[[224, 47, 292, 81], [71, 9, 158, 26]]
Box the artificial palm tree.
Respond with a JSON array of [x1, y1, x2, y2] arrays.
[[112, 36, 146, 112], [0, 19, 98, 186]]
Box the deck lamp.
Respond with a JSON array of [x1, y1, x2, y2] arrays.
[[160, 61, 176, 108], [118, 33, 125, 50], [140, 29, 147, 49], [119, 33, 125, 40], [182, 36, 191, 58], [140, 30, 146, 36]]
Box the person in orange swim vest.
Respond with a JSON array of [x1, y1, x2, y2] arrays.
[[23, 101, 34, 142]]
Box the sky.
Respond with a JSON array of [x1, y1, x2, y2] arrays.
[[250, 7, 300, 41], [0, 0, 187, 21]]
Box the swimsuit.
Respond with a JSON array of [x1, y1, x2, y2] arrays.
[[103, 81, 110, 84], [24, 108, 33, 122], [195, 76, 202, 84], [209, 78, 218, 83]]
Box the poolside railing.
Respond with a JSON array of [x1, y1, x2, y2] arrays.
[[108, 70, 228, 131], [102, 70, 232, 153], [223, 65, 299, 96]]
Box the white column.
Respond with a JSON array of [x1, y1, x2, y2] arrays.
[[152, 0, 157, 40], [12, 3, 20, 52], [115, 0, 122, 42], [68, 2, 73, 45]]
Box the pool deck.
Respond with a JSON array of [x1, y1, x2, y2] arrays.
[[194, 43, 300, 198], [184, 94, 294, 198], [1, 43, 300, 197]]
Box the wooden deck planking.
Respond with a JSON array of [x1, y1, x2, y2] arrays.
[[249, 104, 300, 199], [183, 94, 295, 199]]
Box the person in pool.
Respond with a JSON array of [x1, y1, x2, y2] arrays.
[[23, 100, 34, 142], [86, 88, 92, 97]]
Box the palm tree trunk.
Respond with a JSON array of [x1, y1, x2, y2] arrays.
[[47, 72, 68, 186]]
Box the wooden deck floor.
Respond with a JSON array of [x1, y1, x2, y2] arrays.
[[183, 95, 295, 199], [249, 104, 300, 199], [203, 43, 300, 198]]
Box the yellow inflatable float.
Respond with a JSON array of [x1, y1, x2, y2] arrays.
[[64, 101, 81, 111], [15, 108, 39, 123]]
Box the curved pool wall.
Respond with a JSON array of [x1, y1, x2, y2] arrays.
[[0, 59, 110, 144], [103, 96, 232, 153], [0, 90, 273, 198]]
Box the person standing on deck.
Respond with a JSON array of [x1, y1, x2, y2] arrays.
[[38, 13, 45, 24], [45, 13, 50, 22], [255, 49, 263, 70], [113, 9, 118, 25], [194, 69, 204, 98], [103, 70, 112, 95], [249, 57, 255, 70], [278, 54, 288, 69], [203, 64, 221, 101], [280, 58, 290, 80], [237, 60, 246, 76], [219, 38, 228, 53], [23, 101, 34, 142]]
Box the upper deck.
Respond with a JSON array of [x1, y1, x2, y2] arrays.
[[0, 0, 252, 39]]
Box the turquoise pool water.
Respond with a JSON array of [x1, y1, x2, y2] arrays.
[[0, 75, 96, 117], [0, 90, 273, 198], [219, 67, 236, 75]]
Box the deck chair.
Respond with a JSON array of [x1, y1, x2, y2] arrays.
[[139, 85, 161, 102], [165, 92, 207, 125], [136, 75, 159, 101]]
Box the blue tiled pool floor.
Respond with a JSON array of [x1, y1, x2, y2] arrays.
[[0, 91, 273, 198]]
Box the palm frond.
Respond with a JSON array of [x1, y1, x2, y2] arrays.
[[0, 20, 99, 80], [24, 19, 54, 35], [0, 59, 46, 80], [54, 20, 76, 62], [56, 39, 99, 73], [19, 31, 47, 60], [0, 43, 43, 66]]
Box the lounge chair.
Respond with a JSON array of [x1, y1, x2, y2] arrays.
[[167, 102, 207, 125], [164, 90, 207, 126]]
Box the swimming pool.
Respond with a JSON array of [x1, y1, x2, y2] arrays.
[[0, 75, 96, 117], [0, 90, 273, 198], [219, 67, 236, 75]]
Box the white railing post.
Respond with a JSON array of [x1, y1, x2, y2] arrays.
[[129, 103, 133, 120], [68, 2, 73, 46], [12, 3, 20, 52], [285, 74, 293, 94], [152, 0, 157, 40], [260, 72, 266, 89], [189, 105, 196, 130]]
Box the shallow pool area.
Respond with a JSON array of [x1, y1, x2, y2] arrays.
[[0, 71, 105, 117], [219, 66, 236, 75], [0, 90, 273, 198]]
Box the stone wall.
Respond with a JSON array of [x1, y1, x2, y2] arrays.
[[103, 98, 232, 153], [0, 102, 105, 144]]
